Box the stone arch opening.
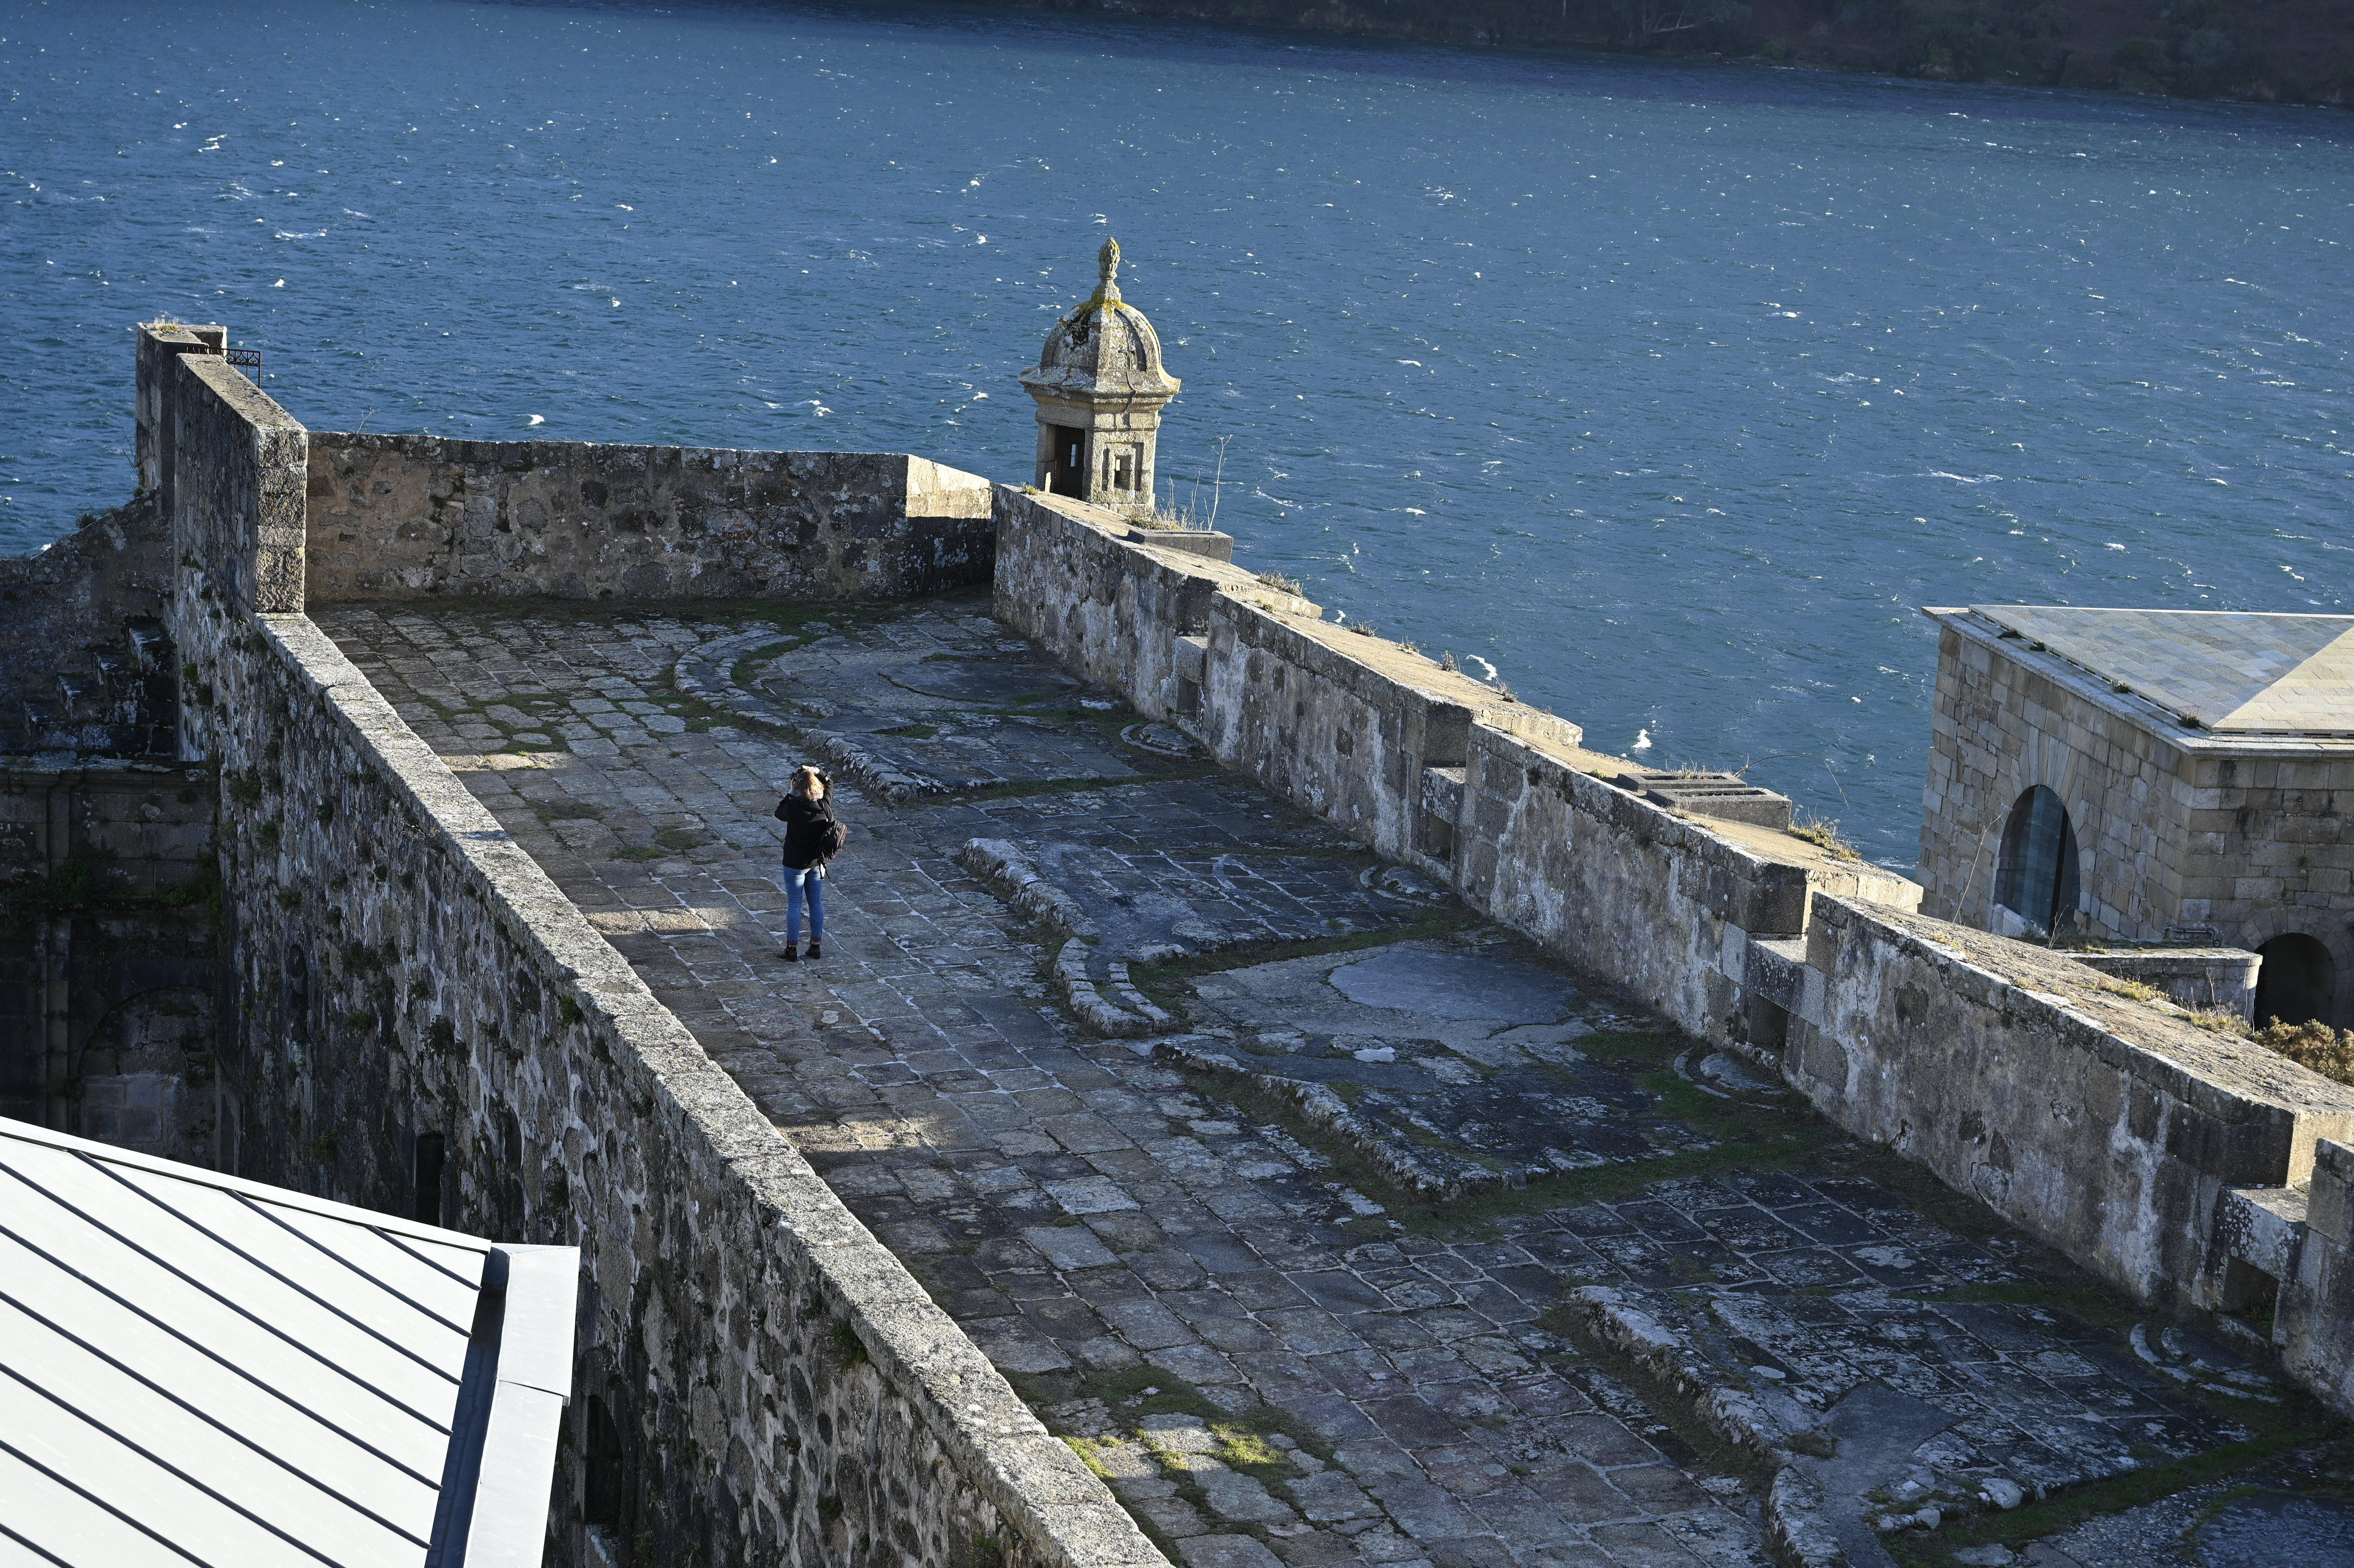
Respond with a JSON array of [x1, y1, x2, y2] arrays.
[[2254, 933, 2336, 1028], [1994, 785, 2081, 938]]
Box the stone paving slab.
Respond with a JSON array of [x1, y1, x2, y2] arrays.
[[671, 611, 1207, 799], [1935, 1438, 2354, 1566], [318, 597, 2291, 1568], [1161, 942, 1711, 1194]]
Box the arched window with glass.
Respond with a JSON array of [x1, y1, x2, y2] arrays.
[[1994, 786, 2082, 939]]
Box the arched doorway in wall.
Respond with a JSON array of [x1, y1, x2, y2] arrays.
[[2254, 934, 2337, 1028], [1994, 786, 2082, 938]]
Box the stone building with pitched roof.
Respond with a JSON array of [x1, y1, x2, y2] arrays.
[[1920, 604, 2354, 1027]]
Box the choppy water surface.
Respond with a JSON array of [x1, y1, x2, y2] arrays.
[[5, 0, 2350, 860]]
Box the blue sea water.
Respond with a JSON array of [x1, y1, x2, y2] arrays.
[[4, 0, 2350, 862]]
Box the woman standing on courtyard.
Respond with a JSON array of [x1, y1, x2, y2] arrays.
[[775, 765, 841, 962]]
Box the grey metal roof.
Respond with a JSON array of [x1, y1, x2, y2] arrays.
[[1966, 606, 2354, 736], [0, 1117, 576, 1568]]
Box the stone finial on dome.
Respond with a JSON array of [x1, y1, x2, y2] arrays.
[[1018, 240, 1180, 518], [1095, 236, 1122, 304]]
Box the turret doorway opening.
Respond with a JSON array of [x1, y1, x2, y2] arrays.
[[1049, 425, 1087, 496]]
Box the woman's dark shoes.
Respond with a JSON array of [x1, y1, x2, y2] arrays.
[[806, 942, 823, 960], [781, 944, 800, 962]]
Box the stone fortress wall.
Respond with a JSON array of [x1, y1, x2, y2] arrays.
[[126, 328, 1163, 1568], [14, 321, 2354, 1563], [304, 433, 996, 603]]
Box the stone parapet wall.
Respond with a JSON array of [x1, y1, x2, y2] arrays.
[[2282, 1139, 2354, 1412], [991, 485, 1289, 715], [200, 615, 1157, 1568], [173, 352, 308, 619], [154, 355, 1164, 1568], [305, 433, 995, 603], [995, 484, 1915, 1041], [1449, 724, 1817, 1043], [2069, 947, 2263, 1018], [1791, 896, 2354, 1312], [1199, 586, 1585, 855], [135, 321, 226, 512]]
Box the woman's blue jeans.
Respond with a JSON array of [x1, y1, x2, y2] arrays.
[[782, 865, 824, 944]]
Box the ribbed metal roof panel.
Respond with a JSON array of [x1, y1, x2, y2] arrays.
[[0, 1120, 492, 1568]]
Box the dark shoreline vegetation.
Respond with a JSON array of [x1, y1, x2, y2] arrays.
[[924, 0, 2354, 109]]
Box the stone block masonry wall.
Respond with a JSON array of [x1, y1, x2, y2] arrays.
[[0, 320, 238, 757], [995, 485, 1914, 1041], [305, 433, 995, 603], [147, 325, 1164, 1568], [1451, 725, 1820, 1042], [987, 485, 1291, 718], [136, 321, 227, 512], [0, 763, 218, 1159], [991, 485, 2354, 1379], [0, 496, 180, 757], [1920, 619, 2200, 935]]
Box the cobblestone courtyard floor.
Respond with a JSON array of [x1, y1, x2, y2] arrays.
[[322, 594, 2346, 1568]]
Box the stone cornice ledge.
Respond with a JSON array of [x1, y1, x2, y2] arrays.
[[1924, 606, 2354, 761]]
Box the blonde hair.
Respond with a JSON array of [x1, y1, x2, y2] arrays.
[[791, 765, 827, 800]]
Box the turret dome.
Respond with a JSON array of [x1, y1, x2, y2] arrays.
[[1021, 238, 1180, 401], [1017, 238, 1181, 517]]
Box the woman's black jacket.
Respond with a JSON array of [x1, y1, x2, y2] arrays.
[[775, 794, 838, 871]]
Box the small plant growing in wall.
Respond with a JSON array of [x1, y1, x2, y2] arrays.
[[1787, 812, 1861, 862], [830, 1317, 869, 1368]]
